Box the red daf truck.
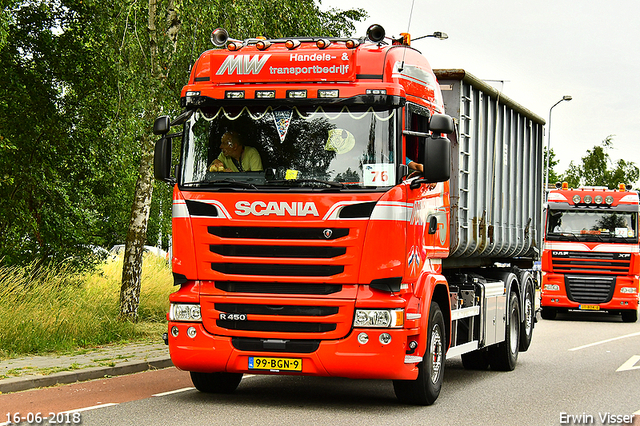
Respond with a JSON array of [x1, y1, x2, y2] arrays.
[[541, 183, 639, 322], [153, 25, 543, 405]]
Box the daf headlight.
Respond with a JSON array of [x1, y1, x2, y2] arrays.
[[170, 303, 202, 322], [620, 287, 638, 294], [354, 309, 404, 328], [544, 284, 560, 291]]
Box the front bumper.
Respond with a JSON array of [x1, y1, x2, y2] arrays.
[[167, 322, 420, 380]]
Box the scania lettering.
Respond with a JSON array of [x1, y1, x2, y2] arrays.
[[154, 25, 543, 405], [541, 182, 639, 322], [234, 201, 320, 217]]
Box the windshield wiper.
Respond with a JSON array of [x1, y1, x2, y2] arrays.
[[185, 179, 258, 190], [267, 179, 348, 189]]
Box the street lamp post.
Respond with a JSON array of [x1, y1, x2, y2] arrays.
[[544, 95, 572, 197]]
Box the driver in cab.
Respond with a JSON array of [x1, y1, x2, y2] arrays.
[[208, 131, 263, 172]]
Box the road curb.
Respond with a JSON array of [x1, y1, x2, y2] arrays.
[[0, 356, 173, 394]]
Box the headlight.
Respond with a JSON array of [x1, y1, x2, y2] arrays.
[[353, 309, 404, 328], [170, 303, 202, 322], [544, 284, 560, 291], [620, 287, 638, 294]]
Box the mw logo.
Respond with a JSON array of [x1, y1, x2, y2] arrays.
[[216, 54, 271, 75]]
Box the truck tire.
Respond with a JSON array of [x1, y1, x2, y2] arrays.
[[540, 307, 556, 320], [519, 285, 535, 351], [490, 291, 520, 371], [393, 301, 446, 405], [621, 309, 638, 323], [190, 371, 243, 394], [461, 348, 490, 370]]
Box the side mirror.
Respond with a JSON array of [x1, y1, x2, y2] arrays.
[[154, 137, 173, 183], [429, 113, 454, 134], [422, 135, 450, 183], [153, 116, 171, 135]]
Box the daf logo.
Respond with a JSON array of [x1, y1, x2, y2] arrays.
[[323, 229, 333, 239], [553, 251, 569, 256]]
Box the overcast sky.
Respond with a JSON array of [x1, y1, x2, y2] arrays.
[[321, 0, 640, 179]]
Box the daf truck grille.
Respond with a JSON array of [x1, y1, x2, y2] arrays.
[[551, 251, 631, 275], [565, 275, 616, 304]]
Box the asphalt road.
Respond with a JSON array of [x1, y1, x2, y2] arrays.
[[4, 310, 640, 426]]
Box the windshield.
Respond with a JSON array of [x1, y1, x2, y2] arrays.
[[546, 209, 638, 243], [180, 105, 398, 189]]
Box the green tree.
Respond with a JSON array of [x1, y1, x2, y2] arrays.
[[115, 0, 366, 321], [544, 147, 561, 188], [0, 0, 134, 267], [562, 135, 639, 189]]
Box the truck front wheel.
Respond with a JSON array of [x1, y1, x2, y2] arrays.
[[190, 371, 243, 394], [393, 301, 446, 405]]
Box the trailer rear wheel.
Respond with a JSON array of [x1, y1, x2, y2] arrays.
[[190, 371, 243, 394], [490, 291, 520, 371], [393, 301, 445, 405], [621, 309, 638, 323], [519, 285, 535, 351]]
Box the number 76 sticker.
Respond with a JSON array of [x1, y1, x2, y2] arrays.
[[363, 163, 395, 187]]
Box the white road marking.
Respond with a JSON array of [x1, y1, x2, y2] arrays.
[[153, 387, 195, 397], [569, 331, 640, 351], [62, 403, 118, 413], [616, 355, 640, 372]]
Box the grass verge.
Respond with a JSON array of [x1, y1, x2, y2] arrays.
[[0, 254, 173, 359]]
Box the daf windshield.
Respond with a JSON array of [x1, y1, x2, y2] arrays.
[[546, 209, 638, 243], [180, 105, 398, 189]]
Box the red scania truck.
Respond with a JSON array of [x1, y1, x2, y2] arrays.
[[153, 25, 543, 405], [541, 183, 639, 322]]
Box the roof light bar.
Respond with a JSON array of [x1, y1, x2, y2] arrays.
[[318, 89, 339, 98], [287, 90, 307, 99], [255, 90, 276, 99]]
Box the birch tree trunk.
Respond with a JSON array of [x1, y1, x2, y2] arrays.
[[118, 0, 165, 322]]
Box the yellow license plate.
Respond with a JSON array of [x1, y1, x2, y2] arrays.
[[579, 304, 601, 311], [248, 357, 302, 371]]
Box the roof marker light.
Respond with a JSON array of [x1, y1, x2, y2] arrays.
[[256, 40, 271, 50], [316, 39, 331, 49], [346, 39, 360, 49], [285, 39, 301, 50]]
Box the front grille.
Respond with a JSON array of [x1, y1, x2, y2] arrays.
[[551, 251, 631, 275], [565, 275, 616, 304], [210, 245, 346, 258], [215, 281, 342, 295], [217, 320, 337, 333], [232, 337, 320, 353], [208, 226, 349, 240], [211, 263, 344, 277], [216, 303, 339, 316]]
